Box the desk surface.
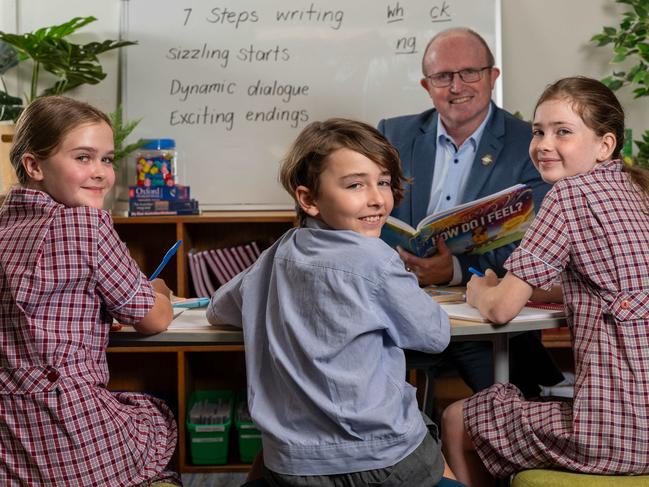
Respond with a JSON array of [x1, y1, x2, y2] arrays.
[[109, 308, 565, 346]]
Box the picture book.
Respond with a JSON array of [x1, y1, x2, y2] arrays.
[[196, 252, 216, 295], [423, 286, 466, 303], [128, 184, 190, 201], [203, 250, 230, 286], [184, 243, 262, 293], [187, 252, 208, 297], [380, 184, 535, 258]]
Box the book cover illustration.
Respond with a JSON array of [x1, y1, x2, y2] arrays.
[[381, 184, 534, 258], [423, 286, 466, 303], [128, 184, 199, 216]]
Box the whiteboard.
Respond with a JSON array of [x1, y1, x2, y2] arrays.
[[122, 0, 501, 210]]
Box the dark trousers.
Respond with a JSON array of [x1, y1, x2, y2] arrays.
[[409, 331, 564, 399]]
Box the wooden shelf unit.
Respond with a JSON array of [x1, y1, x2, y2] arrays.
[[108, 211, 296, 473], [541, 327, 571, 349], [112, 211, 296, 297], [106, 344, 252, 473]]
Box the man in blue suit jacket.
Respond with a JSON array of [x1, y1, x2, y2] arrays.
[[379, 27, 562, 396], [379, 106, 548, 281]]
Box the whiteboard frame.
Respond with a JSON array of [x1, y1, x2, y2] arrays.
[[494, 0, 503, 105], [119, 0, 503, 211]]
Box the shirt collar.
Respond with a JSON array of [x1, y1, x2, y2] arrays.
[[437, 103, 494, 151], [304, 216, 333, 230]]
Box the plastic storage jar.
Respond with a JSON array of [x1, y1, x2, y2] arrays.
[[135, 138, 177, 187]]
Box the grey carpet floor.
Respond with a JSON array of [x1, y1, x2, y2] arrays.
[[182, 472, 248, 487]]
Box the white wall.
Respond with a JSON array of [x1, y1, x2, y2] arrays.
[[0, 0, 17, 36], [502, 0, 648, 135], [5, 0, 648, 145]]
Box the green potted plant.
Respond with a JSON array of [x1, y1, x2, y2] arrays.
[[109, 104, 146, 171], [104, 104, 148, 211], [591, 0, 649, 168], [0, 16, 134, 119]]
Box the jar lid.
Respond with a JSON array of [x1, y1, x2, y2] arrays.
[[141, 138, 175, 150]]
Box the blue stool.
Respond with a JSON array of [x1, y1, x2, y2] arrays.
[[437, 477, 467, 486]]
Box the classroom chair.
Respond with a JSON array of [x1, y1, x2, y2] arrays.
[[511, 469, 649, 486]]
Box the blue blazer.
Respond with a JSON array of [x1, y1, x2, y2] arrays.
[[378, 103, 551, 282]]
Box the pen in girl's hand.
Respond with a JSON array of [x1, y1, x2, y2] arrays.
[[149, 240, 182, 280], [468, 267, 485, 277]]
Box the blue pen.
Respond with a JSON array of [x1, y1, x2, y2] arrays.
[[149, 240, 182, 280], [172, 297, 210, 309], [468, 266, 485, 277]]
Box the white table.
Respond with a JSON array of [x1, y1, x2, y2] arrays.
[[449, 316, 565, 383], [111, 308, 566, 384]]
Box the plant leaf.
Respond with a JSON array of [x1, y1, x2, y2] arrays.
[[32, 17, 97, 41], [591, 33, 613, 46], [612, 45, 630, 63], [633, 86, 649, 97], [109, 104, 147, 168], [602, 75, 626, 91], [633, 4, 648, 19], [0, 40, 19, 75], [0, 89, 23, 121], [639, 44, 649, 62]]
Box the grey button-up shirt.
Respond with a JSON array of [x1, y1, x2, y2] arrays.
[[207, 218, 450, 475]]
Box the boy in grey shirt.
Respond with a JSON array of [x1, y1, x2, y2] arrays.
[[207, 118, 453, 486]]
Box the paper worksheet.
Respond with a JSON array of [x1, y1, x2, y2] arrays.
[[168, 308, 214, 330], [441, 302, 565, 323]]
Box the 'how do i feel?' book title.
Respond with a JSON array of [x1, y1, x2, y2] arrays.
[[380, 184, 535, 258]]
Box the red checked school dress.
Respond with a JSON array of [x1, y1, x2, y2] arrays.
[[0, 189, 179, 486], [464, 160, 649, 477]]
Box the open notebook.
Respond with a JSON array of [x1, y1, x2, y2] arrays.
[[440, 302, 565, 323]]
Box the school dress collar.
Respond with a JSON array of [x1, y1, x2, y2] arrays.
[[4, 187, 60, 209], [596, 159, 624, 172]]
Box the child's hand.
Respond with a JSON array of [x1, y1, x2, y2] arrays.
[[151, 278, 172, 299], [465, 269, 498, 307]]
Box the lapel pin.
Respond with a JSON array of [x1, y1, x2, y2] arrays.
[[480, 154, 493, 166]]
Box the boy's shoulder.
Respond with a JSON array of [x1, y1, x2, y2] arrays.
[[297, 224, 395, 252], [284, 226, 399, 277]]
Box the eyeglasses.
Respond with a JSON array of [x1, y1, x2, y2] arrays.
[[424, 67, 492, 88]]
